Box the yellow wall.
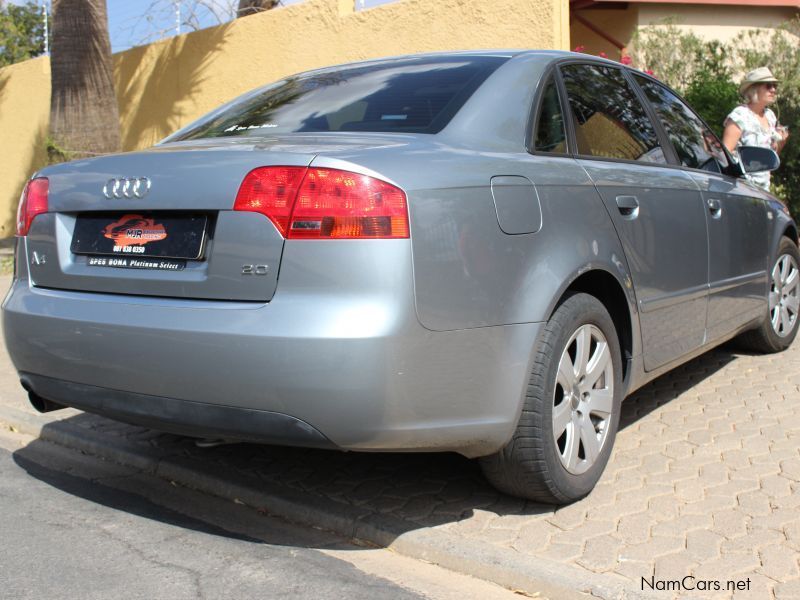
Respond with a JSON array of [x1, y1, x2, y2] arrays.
[[0, 0, 568, 237], [570, 6, 638, 59], [638, 4, 797, 44], [571, 4, 799, 62], [0, 57, 51, 237]]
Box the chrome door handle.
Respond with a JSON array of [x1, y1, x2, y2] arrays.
[[707, 198, 722, 218], [615, 195, 639, 219]]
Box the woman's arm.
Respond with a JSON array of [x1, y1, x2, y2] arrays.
[[776, 127, 790, 154], [722, 119, 742, 153]]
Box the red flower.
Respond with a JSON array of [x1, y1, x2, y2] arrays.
[[599, 51, 608, 59], [573, 45, 586, 53], [620, 55, 632, 65], [644, 69, 655, 76]]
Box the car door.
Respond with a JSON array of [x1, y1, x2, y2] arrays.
[[633, 75, 769, 342], [559, 62, 709, 372]]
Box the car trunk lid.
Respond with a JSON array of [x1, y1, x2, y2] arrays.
[[24, 143, 317, 302]]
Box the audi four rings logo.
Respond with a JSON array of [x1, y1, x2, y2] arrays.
[[103, 177, 152, 199]]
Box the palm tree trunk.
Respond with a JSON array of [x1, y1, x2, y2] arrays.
[[49, 0, 120, 158]]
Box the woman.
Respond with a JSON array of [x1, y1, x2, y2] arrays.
[[723, 67, 790, 190]]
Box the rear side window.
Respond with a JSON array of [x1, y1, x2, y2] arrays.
[[172, 56, 508, 139], [561, 64, 665, 164], [533, 77, 567, 154], [635, 76, 729, 172]]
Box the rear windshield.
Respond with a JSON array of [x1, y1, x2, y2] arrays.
[[171, 56, 508, 140]]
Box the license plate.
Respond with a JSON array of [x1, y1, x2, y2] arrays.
[[71, 213, 207, 260]]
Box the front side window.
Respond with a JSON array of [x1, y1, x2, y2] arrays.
[[533, 77, 567, 154], [561, 64, 665, 164], [635, 76, 729, 173], [171, 56, 508, 140]]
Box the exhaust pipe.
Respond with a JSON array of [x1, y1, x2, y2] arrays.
[[28, 391, 66, 413], [20, 379, 65, 413]]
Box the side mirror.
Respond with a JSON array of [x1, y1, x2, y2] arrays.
[[738, 146, 780, 173]]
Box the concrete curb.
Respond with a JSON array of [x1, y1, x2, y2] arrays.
[[0, 404, 655, 600]]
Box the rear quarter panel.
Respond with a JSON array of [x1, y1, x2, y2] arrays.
[[406, 153, 635, 331]]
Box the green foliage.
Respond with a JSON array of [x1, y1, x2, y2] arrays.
[[731, 18, 800, 215], [45, 136, 73, 165], [683, 42, 739, 138], [629, 20, 703, 91], [0, 1, 46, 67], [631, 17, 800, 216]]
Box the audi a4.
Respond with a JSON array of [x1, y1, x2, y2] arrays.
[[5, 51, 797, 503]]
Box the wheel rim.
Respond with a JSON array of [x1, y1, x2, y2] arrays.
[[553, 324, 614, 475], [770, 253, 800, 338]]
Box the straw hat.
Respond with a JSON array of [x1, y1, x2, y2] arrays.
[[739, 67, 779, 95]]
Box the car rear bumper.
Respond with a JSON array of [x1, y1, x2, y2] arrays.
[[20, 372, 336, 448], [3, 277, 541, 457]]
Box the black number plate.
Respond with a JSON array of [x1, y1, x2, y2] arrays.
[[71, 213, 207, 260]]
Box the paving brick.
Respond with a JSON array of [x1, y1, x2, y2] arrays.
[[692, 553, 761, 581], [546, 503, 588, 531], [780, 458, 800, 481], [729, 463, 781, 481], [784, 522, 800, 551], [758, 543, 800, 580], [720, 449, 753, 471], [774, 579, 800, 600], [652, 551, 695, 582], [675, 478, 707, 503], [619, 536, 684, 562], [612, 469, 646, 493], [759, 475, 792, 498], [706, 479, 760, 499], [685, 529, 725, 562], [681, 496, 738, 517], [727, 529, 784, 553], [699, 463, 730, 486], [535, 541, 582, 563], [735, 490, 772, 517], [510, 520, 558, 554], [586, 493, 648, 521], [472, 526, 519, 545], [613, 558, 652, 583], [687, 428, 715, 445], [550, 519, 616, 547], [651, 514, 711, 538], [750, 507, 799, 532], [576, 534, 623, 573], [616, 512, 654, 545]]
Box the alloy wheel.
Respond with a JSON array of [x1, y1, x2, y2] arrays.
[[770, 253, 800, 337], [553, 324, 614, 475]]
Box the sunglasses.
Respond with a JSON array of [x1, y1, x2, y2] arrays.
[[764, 83, 779, 91]]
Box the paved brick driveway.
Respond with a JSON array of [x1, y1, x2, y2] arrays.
[[1, 277, 798, 600]]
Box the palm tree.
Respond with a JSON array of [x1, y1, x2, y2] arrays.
[[49, 0, 120, 158]]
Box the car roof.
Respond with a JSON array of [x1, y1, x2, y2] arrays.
[[290, 49, 579, 78]]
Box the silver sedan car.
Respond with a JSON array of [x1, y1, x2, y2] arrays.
[[5, 51, 797, 504]]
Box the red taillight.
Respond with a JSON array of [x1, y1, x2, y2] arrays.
[[233, 166, 306, 236], [234, 166, 409, 240], [16, 177, 49, 237]]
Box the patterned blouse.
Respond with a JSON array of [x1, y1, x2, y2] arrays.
[[724, 105, 780, 190]]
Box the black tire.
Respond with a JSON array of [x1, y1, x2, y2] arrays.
[[738, 237, 800, 353], [479, 293, 623, 504]]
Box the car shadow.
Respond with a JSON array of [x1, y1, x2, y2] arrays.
[[13, 342, 742, 548]]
